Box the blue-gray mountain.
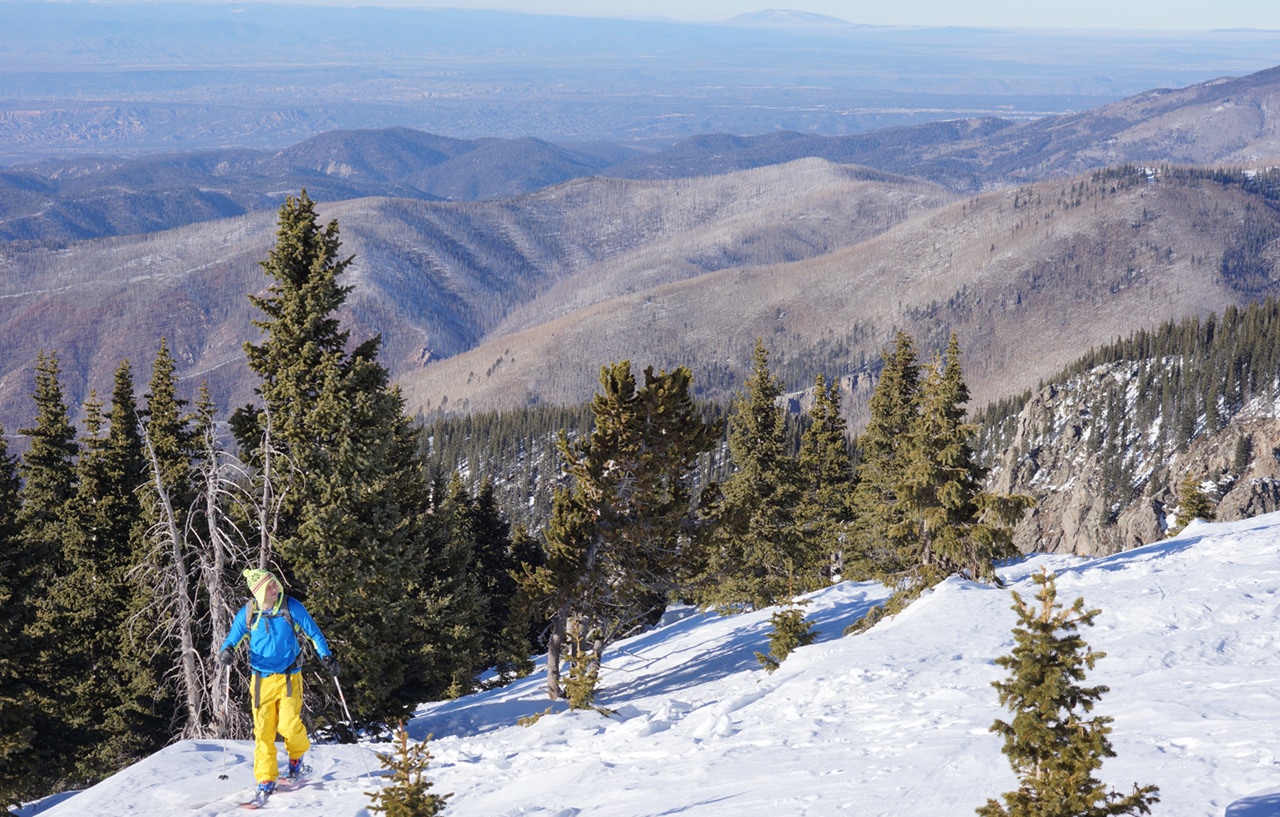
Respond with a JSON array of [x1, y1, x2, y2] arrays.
[[4, 64, 1279, 244], [4, 2, 1280, 162]]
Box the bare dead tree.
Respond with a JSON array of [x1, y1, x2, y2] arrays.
[[190, 419, 256, 739], [138, 419, 205, 737], [136, 407, 295, 741]]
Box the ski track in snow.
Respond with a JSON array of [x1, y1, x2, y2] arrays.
[[15, 514, 1280, 816]]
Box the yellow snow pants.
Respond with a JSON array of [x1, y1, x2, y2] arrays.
[[251, 670, 310, 784]]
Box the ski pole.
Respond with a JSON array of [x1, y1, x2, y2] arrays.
[[218, 663, 232, 780], [333, 676, 373, 780]]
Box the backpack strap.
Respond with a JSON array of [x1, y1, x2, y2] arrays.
[[243, 597, 306, 674], [245, 596, 297, 632]]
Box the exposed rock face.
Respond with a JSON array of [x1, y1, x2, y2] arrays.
[[985, 362, 1280, 556]]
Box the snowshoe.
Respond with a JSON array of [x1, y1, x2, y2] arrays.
[[284, 756, 311, 782], [240, 781, 275, 810]]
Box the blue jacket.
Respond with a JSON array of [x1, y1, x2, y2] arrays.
[[220, 596, 332, 676]]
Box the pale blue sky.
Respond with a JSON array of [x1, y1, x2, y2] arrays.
[[256, 0, 1280, 30]]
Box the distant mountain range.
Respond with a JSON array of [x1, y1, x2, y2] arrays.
[[4, 2, 1280, 162], [1, 63, 1279, 441], [725, 10, 858, 27], [611, 64, 1280, 187], [5, 63, 1280, 245], [0, 130, 637, 241]]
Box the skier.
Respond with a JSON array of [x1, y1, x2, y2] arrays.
[[218, 567, 340, 808]]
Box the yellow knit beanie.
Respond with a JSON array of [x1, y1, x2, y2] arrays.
[[243, 568, 282, 610]]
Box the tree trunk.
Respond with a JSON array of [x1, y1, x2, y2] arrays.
[[142, 425, 204, 737], [199, 425, 235, 733], [258, 410, 275, 569], [545, 604, 567, 700]]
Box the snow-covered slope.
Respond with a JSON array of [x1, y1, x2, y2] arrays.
[[19, 513, 1280, 816]]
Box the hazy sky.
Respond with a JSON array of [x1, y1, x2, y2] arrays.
[[263, 1, 1280, 30]]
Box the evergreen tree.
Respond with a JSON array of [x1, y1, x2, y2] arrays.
[[234, 191, 462, 725], [755, 603, 818, 674], [695, 339, 807, 610], [893, 335, 1030, 586], [979, 569, 1159, 817], [795, 373, 855, 582], [847, 333, 922, 582], [16, 352, 79, 583], [1172, 473, 1215, 535], [366, 724, 451, 817], [40, 362, 151, 781], [428, 475, 489, 698], [523, 361, 718, 703], [15, 352, 80, 794], [136, 339, 206, 738], [140, 339, 194, 515], [0, 422, 39, 808], [444, 478, 538, 686], [1232, 434, 1253, 474], [99, 362, 172, 764]]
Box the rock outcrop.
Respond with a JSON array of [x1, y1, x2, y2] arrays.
[[986, 361, 1280, 555]]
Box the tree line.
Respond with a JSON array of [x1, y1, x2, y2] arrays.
[[522, 332, 1032, 708], [0, 192, 1031, 807]]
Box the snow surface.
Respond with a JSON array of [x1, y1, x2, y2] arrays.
[[16, 512, 1280, 816]]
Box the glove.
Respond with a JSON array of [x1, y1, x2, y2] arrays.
[[321, 654, 340, 677], [216, 649, 234, 666]]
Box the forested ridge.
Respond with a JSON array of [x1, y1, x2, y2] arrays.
[[973, 294, 1280, 555]]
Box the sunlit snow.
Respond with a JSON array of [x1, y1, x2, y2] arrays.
[[17, 513, 1280, 816]]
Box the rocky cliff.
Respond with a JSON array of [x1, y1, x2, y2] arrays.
[[984, 361, 1280, 555]]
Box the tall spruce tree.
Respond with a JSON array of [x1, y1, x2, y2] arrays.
[[979, 570, 1159, 817], [524, 361, 718, 703], [16, 352, 79, 586], [893, 335, 1029, 586], [234, 191, 459, 724], [795, 373, 855, 582], [98, 362, 171, 764], [427, 475, 488, 697], [695, 339, 807, 610], [0, 422, 38, 808], [40, 362, 151, 782], [15, 352, 81, 794], [136, 339, 210, 738], [847, 332, 921, 582], [444, 478, 537, 686]]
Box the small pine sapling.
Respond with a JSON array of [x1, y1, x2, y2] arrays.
[[978, 569, 1158, 817], [564, 628, 600, 711], [367, 723, 452, 817], [756, 605, 817, 673], [564, 654, 600, 710], [1170, 472, 1215, 536]]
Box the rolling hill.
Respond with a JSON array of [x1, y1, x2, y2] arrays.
[[2, 65, 1280, 447], [398, 165, 1280, 425], [5, 63, 1280, 246], [0, 160, 951, 429], [0, 129, 637, 242], [608, 64, 1280, 190]]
